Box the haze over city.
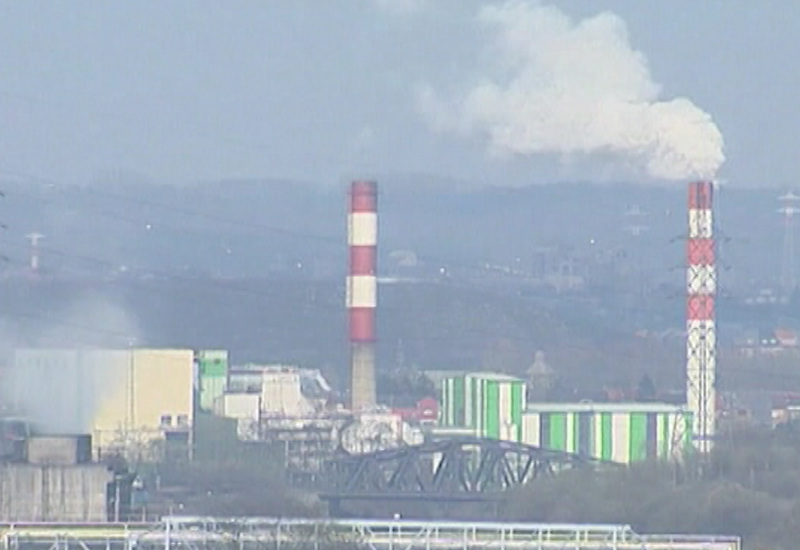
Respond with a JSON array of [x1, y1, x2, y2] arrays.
[[1, 1, 798, 187], [0, 2, 799, 549]]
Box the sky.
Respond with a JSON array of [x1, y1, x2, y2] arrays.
[[0, 0, 798, 188]]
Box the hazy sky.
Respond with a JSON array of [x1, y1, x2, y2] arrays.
[[1, 1, 797, 188]]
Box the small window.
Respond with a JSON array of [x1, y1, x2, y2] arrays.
[[176, 414, 189, 427], [160, 415, 172, 427]]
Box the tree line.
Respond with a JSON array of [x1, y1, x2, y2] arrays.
[[502, 423, 800, 550]]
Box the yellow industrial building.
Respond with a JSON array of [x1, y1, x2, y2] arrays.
[[10, 348, 195, 460]]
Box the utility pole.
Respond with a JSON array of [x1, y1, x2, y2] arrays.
[[778, 192, 800, 296], [26, 232, 44, 274]]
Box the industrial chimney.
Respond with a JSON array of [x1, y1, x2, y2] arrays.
[[686, 181, 716, 454], [347, 181, 378, 410]]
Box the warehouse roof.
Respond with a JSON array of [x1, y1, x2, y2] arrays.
[[525, 402, 688, 414]]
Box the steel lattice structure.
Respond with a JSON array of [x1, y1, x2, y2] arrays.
[[0, 517, 742, 550], [686, 181, 716, 454], [317, 437, 598, 504]]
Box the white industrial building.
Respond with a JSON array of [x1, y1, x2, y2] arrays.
[[9, 348, 195, 461], [215, 364, 423, 471]]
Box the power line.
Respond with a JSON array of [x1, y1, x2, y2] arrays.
[[0, 171, 787, 385], [0, 168, 340, 245], [0, 241, 796, 387], [0, 167, 495, 276], [0, 89, 376, 176]]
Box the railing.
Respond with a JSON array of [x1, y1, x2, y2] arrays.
[[0, 517, 741, 550]]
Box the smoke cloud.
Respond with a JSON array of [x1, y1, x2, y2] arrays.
[[1, 294, 141, 434], [415, 0, 725, 181]]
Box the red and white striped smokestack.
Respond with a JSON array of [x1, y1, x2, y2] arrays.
[[347, 181, 378, 410], [686, 181, 716, 454]]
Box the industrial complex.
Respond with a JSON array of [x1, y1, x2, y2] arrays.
[[6, 0, 795, 541], [0, 179, 730, 526]]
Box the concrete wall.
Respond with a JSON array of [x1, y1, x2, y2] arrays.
[[27, 435, 92, 465], [0, 464, 111, 521], [12, 348, 195, 460]]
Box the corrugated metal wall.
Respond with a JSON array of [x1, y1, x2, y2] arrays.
[[522, 406, 692, 463], [197, 349, 229, 412], [439, 373, 526, 440]]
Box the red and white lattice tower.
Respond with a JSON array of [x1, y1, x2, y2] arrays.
[[686, 181, 716, 454], [347, 181, 378, 410]]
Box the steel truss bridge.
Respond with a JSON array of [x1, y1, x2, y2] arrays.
[[316, 437, 604, 506], [0, 517, 741, 550]]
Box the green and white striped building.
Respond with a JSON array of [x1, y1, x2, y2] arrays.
[[522, 403, 692, 463], [440, 372, 526, 440], [437, 370, 692, 464], [196, 349, 229, 412]]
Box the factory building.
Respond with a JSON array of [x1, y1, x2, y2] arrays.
[[223, 364, 333, 419], [436, 370, 692, 464], [11, 348, 195, 461], [196, 350, 229, 412], [439, 372, 526, 440], [0, 430, 137, 522], [218, 364, 345, 472], [522, 403, 692, 463], [9, 345, 423, 474], [215, 364, 424, 472], [215, 393, 262, 440]]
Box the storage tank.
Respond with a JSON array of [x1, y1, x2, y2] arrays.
[[522, 403, 692, 463]]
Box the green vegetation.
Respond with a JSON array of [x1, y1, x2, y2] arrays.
[[502, 425, 800, 549], [152, 457, 324, 517], [376, 368, 436, 406], [135, 421, 800, 548]]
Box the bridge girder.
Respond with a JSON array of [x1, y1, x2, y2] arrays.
[[318, 437, 597, 502]]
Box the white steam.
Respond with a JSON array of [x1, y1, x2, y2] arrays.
[[1, 295, 141, 435], [416, 0, 725, 181]]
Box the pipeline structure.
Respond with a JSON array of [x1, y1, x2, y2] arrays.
[[0, 517, 742, 550], [347, 181, 378, 410]]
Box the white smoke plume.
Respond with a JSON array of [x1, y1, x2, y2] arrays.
[[0, 294, 141, 434], [416, 0, 725, 181]]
